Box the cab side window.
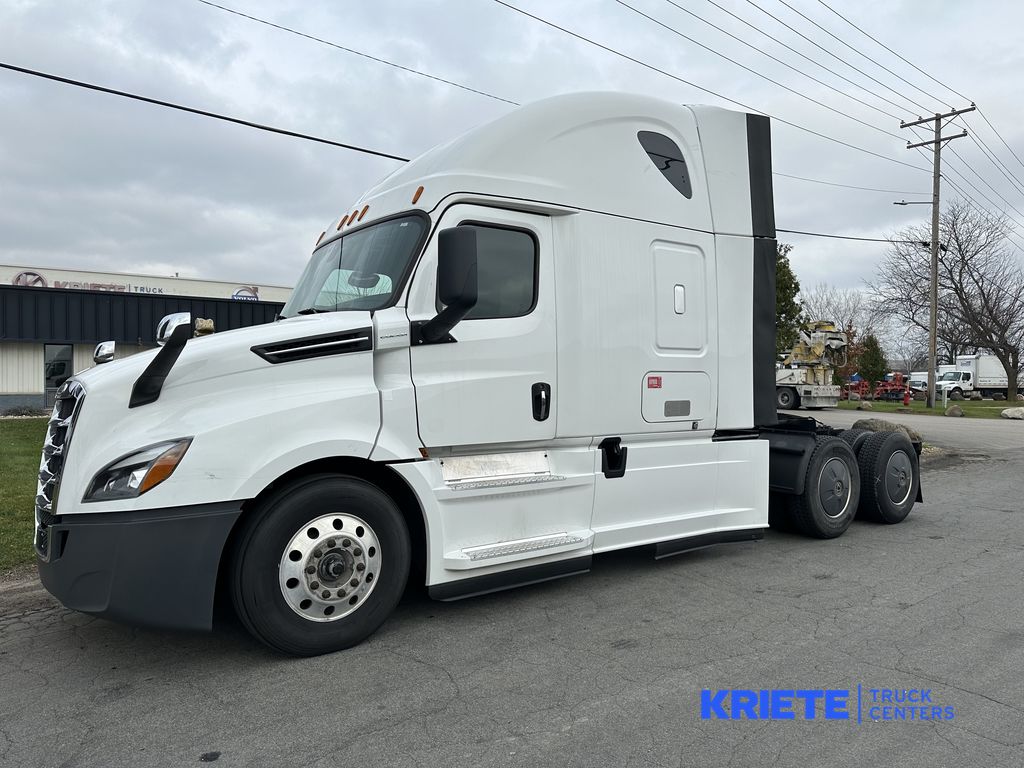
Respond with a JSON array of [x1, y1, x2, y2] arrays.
[[460, 224, 538, 319]]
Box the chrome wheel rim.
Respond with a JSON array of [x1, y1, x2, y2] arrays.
[[818, 457, 852, 518], [278, 513, 381, 622], [884, 450, 914, 507]]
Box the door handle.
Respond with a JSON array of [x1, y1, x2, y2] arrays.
[[532, 382, 551, 421]]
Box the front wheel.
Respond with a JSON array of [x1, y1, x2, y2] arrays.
[[230, 474, 411, 656], [777, 387, 799, 409]]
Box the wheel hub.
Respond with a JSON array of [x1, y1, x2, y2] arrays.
[[885, 450, 914, 506], [278, 513, 381, 622], [819, 457, 852, 518]]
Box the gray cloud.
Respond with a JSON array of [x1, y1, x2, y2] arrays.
[[1, 0, 1022, 293]]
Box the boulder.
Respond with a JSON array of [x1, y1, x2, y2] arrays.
[[1000, 407, 1024, 420], [1017, 393, 1024, 401], [848, 392, 860, 401], [852, 417, 922, 443], [968, 391, 983, 401], [944, 405, 964, 417], [949, 390, 964, 401], [912, 391, 927, 401], [856, 401, 873, 411], [993, 392, 1007, 401]]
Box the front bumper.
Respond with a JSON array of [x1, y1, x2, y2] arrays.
[[37, 502, 243, 631]]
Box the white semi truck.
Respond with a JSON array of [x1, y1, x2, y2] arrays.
[[34, 93, 922, 656]]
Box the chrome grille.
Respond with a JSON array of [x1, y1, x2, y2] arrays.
[[34, 379, 85, 559]]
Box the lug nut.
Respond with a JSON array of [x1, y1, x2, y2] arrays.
[[356, 562, 365, 572], [326, 539, 336, 548], [342, 538, 351, 548], [353, 548, 362, 557], [337, 589, 347, 598], [310, 581, 319, 590], [305, 566, 316, 574], [313, 548, 323, 558], [350, 578, 359, 588], [321, 590, 331, 599]]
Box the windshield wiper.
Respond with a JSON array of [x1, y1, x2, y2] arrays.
[[296, 307, 330, 315]]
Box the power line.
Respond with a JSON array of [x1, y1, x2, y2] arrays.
[[778, 228, 909, 244], [742, 0, 928, 115], [815, 0, 971, 104], [964, 129, 1024, 198], [0, 61, 411, 162], [946, 146, 1024, 223], [615, 0, 904, 140], [705, 0, 910, 117], [195, 0, 519, 107], [773, 172, 927, 196], [977, 108, 1024, 175], [774, 0, 945, 110], [491, 0, 929, 172], [662, 0, 901, 122]]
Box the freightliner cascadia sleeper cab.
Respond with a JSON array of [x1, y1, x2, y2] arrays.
[[34, 93, 922, 656]]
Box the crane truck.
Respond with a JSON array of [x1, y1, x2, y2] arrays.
[[34, 93, 922, 656], [775, 321, 848, 409]]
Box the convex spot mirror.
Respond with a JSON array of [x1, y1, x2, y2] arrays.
[[419, 227, 478, 343]]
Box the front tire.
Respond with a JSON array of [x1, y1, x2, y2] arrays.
[[230, 474, 411, 656], [789, 437, 860, 539], [777, 387, 799, 409]]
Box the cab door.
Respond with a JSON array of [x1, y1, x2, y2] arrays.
[[407, 205, 556, 449]]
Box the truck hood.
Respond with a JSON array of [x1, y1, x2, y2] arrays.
[[75, 312, 372, 398], [60, 312, 383, 515]]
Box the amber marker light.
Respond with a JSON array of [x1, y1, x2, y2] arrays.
[[138, 440, 192, 494], [358, 205, 369, 221], [337, 214, 349, 231], [315, 231, 325, 246], [412, 185, 424, 204]]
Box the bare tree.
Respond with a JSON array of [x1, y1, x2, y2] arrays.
[[869, 200, 1024, 397], [799, 283, 876, 337]]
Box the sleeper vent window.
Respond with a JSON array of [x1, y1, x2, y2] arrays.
[[638, 131, 692, 199]]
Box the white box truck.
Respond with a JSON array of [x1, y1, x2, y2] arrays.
[[942, 354, 1011, 399], [34, 93, 922, 656]]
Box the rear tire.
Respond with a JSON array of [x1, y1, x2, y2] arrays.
[[789, 437, 860, 539], [857, 432, 918, 524], [777, 387, 799, 409], [230, 474, 410, 656], [839, 428, 870, 454]]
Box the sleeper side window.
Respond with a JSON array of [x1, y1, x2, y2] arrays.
[[456, 224, 538, 319]]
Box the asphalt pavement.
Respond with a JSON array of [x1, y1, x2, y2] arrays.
[[2, 419, 1023, 767]]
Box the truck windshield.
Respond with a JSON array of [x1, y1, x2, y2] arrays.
[[938, 372, 960, 381], [280, 213, 428, 317]]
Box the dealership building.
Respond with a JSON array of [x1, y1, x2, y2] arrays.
[[1, 263, 290, 409]]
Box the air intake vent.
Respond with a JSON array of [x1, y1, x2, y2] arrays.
[[251, 328, 372, 364]]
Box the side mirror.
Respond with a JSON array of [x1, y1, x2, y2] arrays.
[[94, 340, 116, 364], [416, 228, 478, 344], [156, 312, 191, 346]]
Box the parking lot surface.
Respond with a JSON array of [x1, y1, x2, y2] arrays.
[[2, 418, 1023, 767]]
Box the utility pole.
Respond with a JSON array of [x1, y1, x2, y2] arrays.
[[900, 104, 975, 409]]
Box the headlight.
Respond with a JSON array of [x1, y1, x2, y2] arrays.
[[84, 439, 192, 501]]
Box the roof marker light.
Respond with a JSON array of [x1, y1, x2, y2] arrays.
[[358, 205, 369, 221], [315, 231, 325, 246], [348, 210, 358, 225], [412, 185, 424, 204], [337, 214, 349, 231]]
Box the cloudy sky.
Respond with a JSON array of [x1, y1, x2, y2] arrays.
[[2, 0, 1022, 293]]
